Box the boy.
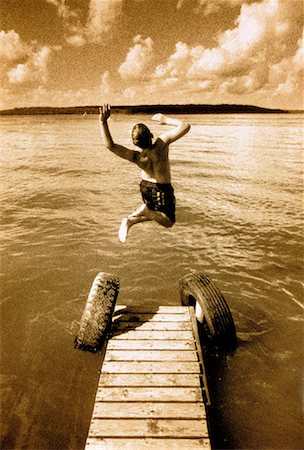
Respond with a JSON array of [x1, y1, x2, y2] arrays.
[[99, 104, 190, 243]]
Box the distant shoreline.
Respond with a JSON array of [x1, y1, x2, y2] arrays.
[[0, 104, 301, 116]]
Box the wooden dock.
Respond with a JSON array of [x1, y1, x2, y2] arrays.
[[85, 305, 211, 449]]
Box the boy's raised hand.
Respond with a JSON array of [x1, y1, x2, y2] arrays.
[[99, 104, 111, 123], [152, 113, 167, 124]]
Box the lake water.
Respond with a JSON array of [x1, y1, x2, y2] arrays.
[[1, 112, 303, 450]]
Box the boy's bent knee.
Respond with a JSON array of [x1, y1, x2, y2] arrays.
[[160, 216, 174, 228], [151, 210, 175, 228], [164, 220, 174, 228]]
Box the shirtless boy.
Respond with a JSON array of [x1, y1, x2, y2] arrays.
[[99, 104, 190, 243]]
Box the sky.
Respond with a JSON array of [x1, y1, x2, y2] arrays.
[[0, 0, 303, 110]]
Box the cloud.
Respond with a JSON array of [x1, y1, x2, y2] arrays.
[[122, 86, 138, 100], [268, 31, 303, 96], [65, 34, 86, 47], [0, 29, 29, 61], [8, 47, 51, 84], [195, 0, 248, 15], [155, 42, 191, 78], [118, 35, 154, 79], [152, 0, 303, 103], [45, 0, 78, 21], [111, 0, 302, 108], [177, 0, 249, 14], [46, 0, 123, 46], [86, 0, 123, 42], [176, 0, 184, 9], [0, 30, 57, 87]]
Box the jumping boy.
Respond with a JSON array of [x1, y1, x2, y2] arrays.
[[99, 104, 190, 243]]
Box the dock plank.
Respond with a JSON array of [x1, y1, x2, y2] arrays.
[[113, 321, 192, 331], [98, 373, 201, 387], [111, 330, 194, 340], [117, 313, 190, 322], [96, 386, 203, 402], [93, 402, 206, 419], [89, 418, 208, 438], [114, 306, 189, 314], [107, 339, 195, 350], [86, 437, 211, 449], [105, 349, 198, 362], [102, 361, 201, 374]]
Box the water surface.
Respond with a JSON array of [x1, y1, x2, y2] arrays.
[[1, 113, 303, 449]]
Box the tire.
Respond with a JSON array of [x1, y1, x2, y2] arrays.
[[75, 272, 120, 352], [179, 272, 236, 350]]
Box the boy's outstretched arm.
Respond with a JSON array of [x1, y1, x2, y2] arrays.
[[152, 113, 190, 144], [99, 104, 114, 148], [99, 104, 140, 163]]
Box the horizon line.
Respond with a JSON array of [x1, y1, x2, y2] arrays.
[[1, 103, 302, 114]]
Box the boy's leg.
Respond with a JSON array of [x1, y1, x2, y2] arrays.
[[119, 204, 152, 243], [118, 204, 173, 243]]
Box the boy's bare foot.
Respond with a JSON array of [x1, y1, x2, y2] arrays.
[[119, 218, 129, 243]]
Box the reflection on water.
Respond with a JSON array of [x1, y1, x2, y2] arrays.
[[1, 113, 303, 449]]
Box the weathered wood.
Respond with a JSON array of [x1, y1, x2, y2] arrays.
[[107, 339, 195, 350], [102, 361, 201, 373], [105, 349, 198, 362], [98, 373, 201, 387], [114, 306, 189, 314], [113, 321, 192, 331], [88, 418, 208, 438], [116, 313, 190, 322], [86, 437, 211, 449], [96, 386, 203, 402], [93, 402, 206, 419], [111, 330, 194, 340]]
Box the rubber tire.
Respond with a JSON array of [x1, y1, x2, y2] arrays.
[[179, 272, 236, 350], [75, 272, 119, 352]]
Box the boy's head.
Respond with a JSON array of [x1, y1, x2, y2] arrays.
[[132, 123, 153, 149]]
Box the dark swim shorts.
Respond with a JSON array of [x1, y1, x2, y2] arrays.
[[140, 179, 176, 223]]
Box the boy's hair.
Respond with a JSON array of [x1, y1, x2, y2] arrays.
[[132, 123, 153, 149]]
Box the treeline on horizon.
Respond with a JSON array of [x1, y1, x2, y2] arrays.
[[0, 104, 292, 115]]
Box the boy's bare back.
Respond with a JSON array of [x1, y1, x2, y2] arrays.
[[138, 138, 171, 184]]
